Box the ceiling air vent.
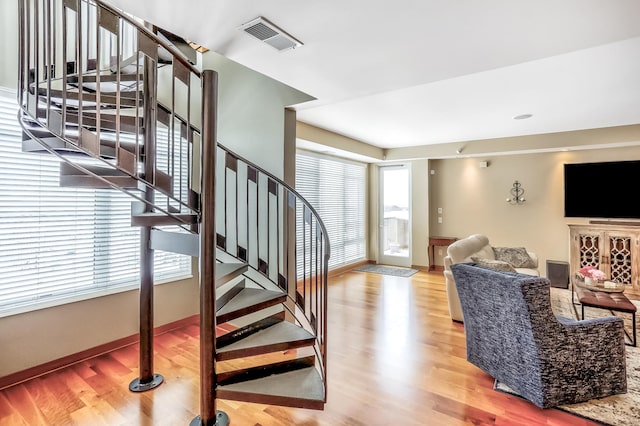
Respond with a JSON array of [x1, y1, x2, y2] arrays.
[[239, 17, 303, 51]]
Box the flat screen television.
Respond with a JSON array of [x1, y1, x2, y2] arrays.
[[564, 160, 640, 219]]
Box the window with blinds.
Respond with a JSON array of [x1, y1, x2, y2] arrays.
[[0, 88, 191, 316], [295, 151, 367, 270]]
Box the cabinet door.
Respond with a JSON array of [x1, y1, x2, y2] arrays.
[[605, 233, 634, 286], [572, 230, 603, 272]]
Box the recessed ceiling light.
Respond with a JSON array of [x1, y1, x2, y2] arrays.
[[513, 114, 533, 120]]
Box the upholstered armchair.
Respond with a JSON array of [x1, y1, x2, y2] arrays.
[[450, 263, 627, 409]]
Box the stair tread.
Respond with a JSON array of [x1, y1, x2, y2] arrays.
[[217, 320, 315, 357], [131, 212, 198, 227], [89, 107, 142, 117], [150, 229, 199, 257], [215, 263, 248, 286], [217, 366, 324, 407], [216, 287, 284, 319], [59, 161, 139, 189], [23, 121, 139, 157], [67, 71, 142, 83], [60, 162, 127, 176], [38, 78, 139, 95], [22, 136, 82, 155]]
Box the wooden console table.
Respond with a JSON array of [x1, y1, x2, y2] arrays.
[[428, 236, 457, 272]]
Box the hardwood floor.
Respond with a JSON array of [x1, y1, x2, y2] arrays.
[[0, 271, 597, 425]]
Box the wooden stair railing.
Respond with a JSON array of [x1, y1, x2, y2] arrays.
[[18, 0, 329, 424]]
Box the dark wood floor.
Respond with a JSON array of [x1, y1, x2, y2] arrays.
[[0, 270, 596, 425]]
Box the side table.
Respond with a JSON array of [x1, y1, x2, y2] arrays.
[[428, 236, 457, 272]]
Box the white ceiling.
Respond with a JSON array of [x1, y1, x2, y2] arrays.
[[105, 0, 640, 150]]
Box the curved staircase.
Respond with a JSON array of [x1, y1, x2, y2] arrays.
[[17, 0, 329, 424]]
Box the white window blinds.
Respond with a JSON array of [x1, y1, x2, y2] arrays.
[[295, 151, 366, 270], [0, 89, 191, 316]]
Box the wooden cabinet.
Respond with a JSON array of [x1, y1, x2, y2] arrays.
[[569, 224, 640, 295]]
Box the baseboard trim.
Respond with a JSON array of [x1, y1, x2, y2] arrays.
[[0, 314, 200, 391], [411, 264, 430, 272], [328, 260, 372, 278]]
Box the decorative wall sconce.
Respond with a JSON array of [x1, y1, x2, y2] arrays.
[[506, 180, 526, 204]]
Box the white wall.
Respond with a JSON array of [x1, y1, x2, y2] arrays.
[[410, 160, 430, 268], [201, 51, 314, 179]]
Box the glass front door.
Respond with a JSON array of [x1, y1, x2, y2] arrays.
[[379, 165, 411, 267]]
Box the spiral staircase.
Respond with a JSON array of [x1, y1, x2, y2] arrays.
[[17, 0, 329, 424]]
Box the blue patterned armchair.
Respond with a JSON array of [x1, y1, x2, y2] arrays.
[[450, 263, 627, 408]]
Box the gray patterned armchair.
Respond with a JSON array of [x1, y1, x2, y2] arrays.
[[450, 263, 627, 408]]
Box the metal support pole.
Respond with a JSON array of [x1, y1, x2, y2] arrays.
[[191, 70, 229, 426], [130, 49, 163, 392], [191, 70, 227, 426]]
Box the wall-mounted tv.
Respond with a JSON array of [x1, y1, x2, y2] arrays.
[[564, 160, 640, 219]]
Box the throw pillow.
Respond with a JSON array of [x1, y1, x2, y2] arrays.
[[470, 257, 517, 273], [492, 247, 536, 268]]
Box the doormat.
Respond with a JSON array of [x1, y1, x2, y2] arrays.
[[354, 264, 418, 277]]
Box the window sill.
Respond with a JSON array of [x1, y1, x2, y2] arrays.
[[0, 273, 194, 319]]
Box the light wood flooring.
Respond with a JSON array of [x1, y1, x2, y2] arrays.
[[0, 270, 597, 425]]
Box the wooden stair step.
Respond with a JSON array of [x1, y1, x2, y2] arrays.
[[72, 79, 139, 94], [35, 79, 140, 106], [22, 120, 139, 159], [59, 162, 139, 189], [130, 212, 198, 227], [37, 87, 140, 107], [64, 110, 143, 134], [22, 135, 82, 156], [215, 263, 248, 287], [148, 234, 253, 259], [149, 229, 199, 257], [216, 279, 246, 308], [216, 357, 324, 410], [66, 72, 143, 83], [20, 122, 80, 156], [216, 314, 315, 361], [216, 286, 286, 324], [21, 118, 114, 161]]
